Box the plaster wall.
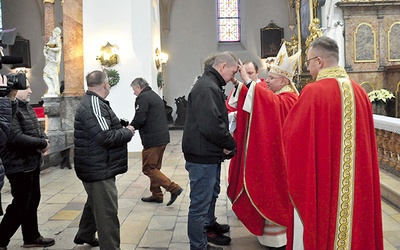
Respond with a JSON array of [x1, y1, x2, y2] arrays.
[[83, 0, 161, 152], [161, 0, 292, 118]]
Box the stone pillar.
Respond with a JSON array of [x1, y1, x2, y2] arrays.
[[43, 96, 66, 145], [43, 0, 55, 42], [61, 0, 84, 144], [60, 96, 81, 144], [62, 0, 85, 96]]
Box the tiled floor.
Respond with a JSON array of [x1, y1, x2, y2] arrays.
[[0, 130, 399, 249]]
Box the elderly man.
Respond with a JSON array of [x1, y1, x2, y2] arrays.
[[130, 77, 182, 206], [183, 51, 237, 250], [73, 70, 134, 249], [227, 43, 300, 249], [282, 36, 383, 249]]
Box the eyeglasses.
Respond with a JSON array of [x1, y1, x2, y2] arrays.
[[304, 56, 319, 67], [267, 75, 283, 81]]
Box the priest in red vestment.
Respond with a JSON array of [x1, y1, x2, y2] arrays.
[[226, 61, 267, 115], [227, 44, 300, 249], [282, 37, 383, 250]]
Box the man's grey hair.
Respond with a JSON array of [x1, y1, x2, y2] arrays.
[[213, 51, 238, 68], [310, 37, 339, 63], [86, 70, 108, 87], [130, 77, 149, 88], [203, 52, 219, 71]]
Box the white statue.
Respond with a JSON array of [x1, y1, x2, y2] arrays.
[[43, 27, 62, 97]]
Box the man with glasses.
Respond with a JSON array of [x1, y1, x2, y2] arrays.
[[282, 36, 383, 249], [227, 43, 300, 249]]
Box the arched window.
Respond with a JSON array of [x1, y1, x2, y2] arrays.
[[217, 0, 240, 43]]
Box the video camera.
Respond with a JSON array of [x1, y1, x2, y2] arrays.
[[0, 28, 27, 97]]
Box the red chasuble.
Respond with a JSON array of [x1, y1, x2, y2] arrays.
[[226, 78, 268, 113], [227, 83, 298, 236], [282, 67, 383, 250]]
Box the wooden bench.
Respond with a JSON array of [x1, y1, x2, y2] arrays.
[[42, 143, 73, 170]]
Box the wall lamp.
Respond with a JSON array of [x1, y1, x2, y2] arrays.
[[96, 42, 119, 67], [155, 48, 169, 70]]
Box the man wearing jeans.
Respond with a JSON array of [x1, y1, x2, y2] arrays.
[[182, 51, 237, 250]]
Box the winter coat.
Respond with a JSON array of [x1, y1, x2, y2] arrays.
[[1, 99, 48, 175], [130, 86, 170, 149], [182, 67, 236, 164], [74, 91, 133, 182]]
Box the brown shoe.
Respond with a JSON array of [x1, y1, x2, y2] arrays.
[[141, 196, 163, 203], [22, 236, 55, 248]]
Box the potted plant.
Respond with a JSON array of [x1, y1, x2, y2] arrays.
[[367, 89, 395, 116]]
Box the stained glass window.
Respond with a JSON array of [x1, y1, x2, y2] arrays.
[[218, 0, 240, 43]]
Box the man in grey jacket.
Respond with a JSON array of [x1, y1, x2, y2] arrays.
[[73, 70, 134, 250]]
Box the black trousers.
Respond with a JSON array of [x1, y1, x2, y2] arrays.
[[0, 167, 41, 247]]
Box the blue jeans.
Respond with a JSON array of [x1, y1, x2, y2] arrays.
[[185, 161, 221, 250]]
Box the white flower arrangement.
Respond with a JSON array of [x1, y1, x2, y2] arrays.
[[367, 89, 395, 103]]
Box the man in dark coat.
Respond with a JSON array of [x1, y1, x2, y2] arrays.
[[130, 77, 182, 206], [182, 51, 237, 250], [0, 80, 55, 249], [73, 70, 134, 249], [0, 74, 17, 217]]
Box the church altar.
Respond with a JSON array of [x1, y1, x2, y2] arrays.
[[374, 114, 400, 177]]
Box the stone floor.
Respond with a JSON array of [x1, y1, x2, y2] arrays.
[[0, 130, 400, 250]]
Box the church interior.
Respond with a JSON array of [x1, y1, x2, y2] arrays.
[[0, 0, 400, 249]]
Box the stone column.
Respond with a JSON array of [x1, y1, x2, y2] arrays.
[[43, 0, 55, 42], [43, 96, 66, 145], [62, 0, 85, 97], [61, 0, 84, 143]]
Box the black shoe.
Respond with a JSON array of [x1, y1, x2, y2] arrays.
[[167, 187, 183, 206], [141, 196, 163, 203], [207, 232, 231, 246], [207, 221, 230, 234], [0, 247, 7, 250], [266, 246, 286, 250], [74, 237, 100, 247], [22, 236, 55, 248], [207, 244, 223, 250]]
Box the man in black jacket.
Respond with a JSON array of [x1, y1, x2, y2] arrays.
[[130, 77, 182, 206], [182, 51, 237, 250], [0, 74, 18, 217], [73, 70, 134, 250], [0, 80, 55, 249]]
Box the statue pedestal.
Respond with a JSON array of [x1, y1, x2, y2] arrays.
[[43, 96, 66, 145]]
